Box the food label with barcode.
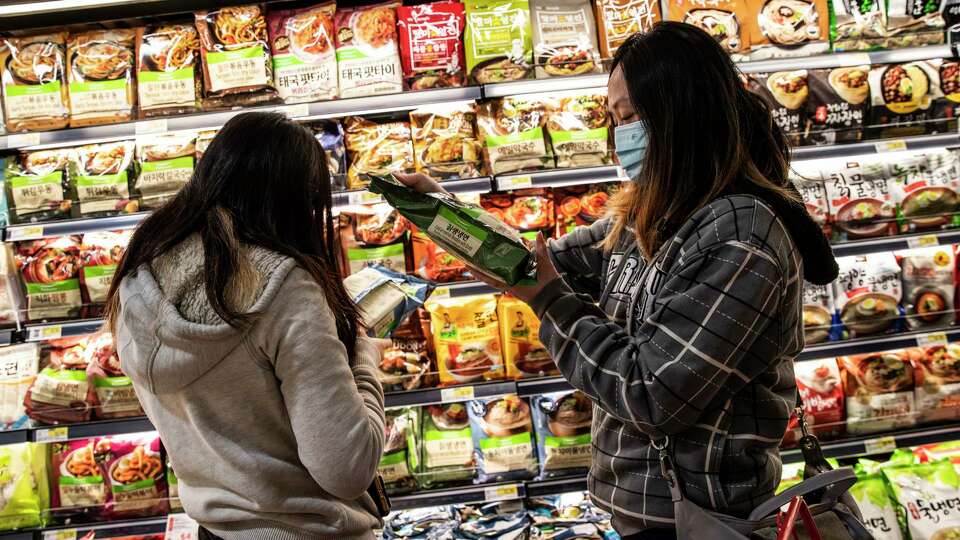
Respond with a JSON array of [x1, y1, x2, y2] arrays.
[[206, 45, 268, 92], [9, 172, 64, 215], [5, 81, 67, 120], [139, 67, 196, 109], [377, 451, 410, 483], [68, 79, 129, 116]]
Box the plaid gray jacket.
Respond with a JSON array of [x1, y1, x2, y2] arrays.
[[531, 195, 803, 535]]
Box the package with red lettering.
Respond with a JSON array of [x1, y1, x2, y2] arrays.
[[102, 434, 167, 519], [783, 359, 844, 446], [397, 2, 466, 90], [823, 161, 897, 240], [50, 438, 110, 519]]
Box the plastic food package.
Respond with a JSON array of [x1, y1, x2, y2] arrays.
[[554, 183, 617, 235], [24, 337, 96, 424], [379, 329, 434, 393], [382, 506, 459, 539], [67, 30, 136, 127], [594, 0, 661, 58], [833, 253, 903, 338], [498, 295, 555, 379], [0, 443, 48, 531], [79, 231, 131, 313], [477, 97, 553, 175], [410, 102, 484, 180], [267, 2, 338, 104], [0, 245, 20, 328], [746, 0, 829, 59], [481, 189, 555, 234], [1, 33, 70, 132], [84, 332, 141, 420], [891, 150, 960, 232], [4, 150, 72, 224], [419, 404, 476, 488], [380, 408, 419, 494], [135, 133, 196, 209], [824, 168, 896, 240], [343, 264, 430, 338], [195, 5, 278, 109], [545, 93, 610, 168], [791, 163, 828, 233], [469, 395, 537, 483], [897, 246, 956, 330], [397, 2, 466, 90], [931, 58, 960, 122], [410, 226, 471, 283], [16, 237, 82, 322], [50, 438, 109, 519], [334, 2, 404, 99], [801, 282, 833, 344], [0, 345, 38, 432], [194, 130, 216, 161], [850, 470, 904, 540], [783, 359, 844, 446], [868, 62, 942, 138], [528, 494, 616, 537], [829, 0, 886, 51], [913, 344, 960, 424], [530, 0, 601, 78], [312, 120, 347, 191], [70, 141, 139, 218], [748, 71, 808, 143], [884, 0, 946, 49], [136, 24, 201, 117], [531, 391, 591, 479], [840, 349, 917, 435], [667, 0, 749, 55], [884, 460, 960, 540], [344, 116, 415, 190], [458, 503, 532, 538], [337, 204, 409, 276], [464, 0, 533, 84], [425, 294, 506, 385], [804, 67, 869, 145], [373, 176, 535, 284], [166, 457, 181, 513], [101, 434, 166, 519]]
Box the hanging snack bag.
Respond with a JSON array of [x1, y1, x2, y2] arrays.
[[267, 2, 338, 104], [4, 149, 72, 224], [419, 403, 476, 488], [824, 167, 896, 240], [530, 0, 601, 78], [747, 0, 829, 59], [80, 230, 131, 311], [343, 264, 430, 338], [884, 461, 960, 540], [868, 62, 941, 137], [67, 30, 136, 127], [410, 226, 472, 282], [70, 141, 139, 218], [892, 150, 960, 232], [884, 0, 946, 49], [102, 434, 166, 519], [380, 408, 419, 494], [804, 66, 869, 145], [783, 359, 844, 446], [469, 395, 537, 483], [850, 469, 904, 540], [50, 438, 109, 519], [84, 332, 141, 420], [498, 295, 555, 379], [554, 183, 618, 235], [546, 93, 610, 168], [482, 189, 554, 234], [24, 337, 95, 424], [135, 133, 195, 209], [195, 5, 278, 109], [913, 344, 960, 424], [0, 443, 48, 531], [426, 294, 505, 385], [337, 204, 409, 275], [840, 349, 917, 435], [667, 0, 749, 55], [464, 0, 534, 84], [748, 71, 808, 142], [595, 0, 661, 58], [898, 246, 956, 330], [397, 2, 467, 90], [833, 253, 902, 338], [16, 236, 82, 322], [136, 24, 201, 118], [531, 391, 591, 479], [830, 0, 886, 51], [344, 116, 415, 190], [0, 344, 39, 431], [476, 97, 553, 174], [1, 33, 70, 132], [410, 102, 484, 180], [334, 2, 404, 99], [313, 120, 348, 191]]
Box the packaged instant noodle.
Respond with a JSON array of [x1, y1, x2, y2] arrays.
[[16, 237, 82, 322], [397, 2, 467, 90], [531, 391, 591, 479], [101, 434, 166, 519], [0, 443, 48, 531], [380, 408, 419, 494], [824, 168, 896, 240], [833, 253, 903, 338], [1, 33, 69, 132], [267, 2, 338, 103], [4, 149, 72, 224], [884, 461, 960, 540], [335, 2, 404, 99], [344, 116, 415, 190], [914, 343, 960, 424], [885, 0, 946, 49], [464, 0, 534, 84], [595, 0, 661, 58], [312, 120, 347, 191], [370, 174, 536, 285], [840, 349, 917, 434], [554, 183, 617, 235], [477, 97, 553, 174], [84, 332, 141, 420], [343, 264, 430, 338], [469, 395, 537, 483], [409, 102, 484, 180], [801, 282, 833, 344], [748, 71, 808, 142], [383, 506, 458, 538], [79, 231, 131, 312], [790, 164, 828, 235], [747, 0, 829, 59], [869, 62, 941, 137], [932, 58, 960, 122], [136, 24, 201, 117], [70, 141, 139, 218], [0, 344, 39, 432], [337, 204, 409, 275], [67, 30, 137, 127], [498, 295, 555, 379], [897, 246, 956, 330], [195, 5, 278, 109], [135, 133, 195, 209], [545, 93, 610, 168], [667, 0, 749, 55], [24, 337, 95, 424], [804, 66, 869, 145], [783, 359, 844, 446], [530, 0, 601, 78], [892, 150, 960, 232], [419, 403, 476, 488], [50, 438, 108, 519], [458, 503, 533, 538], [850, 467, 904, 540], [426, 294, 505, 385], [482, 189, 554, 234], [410, 226, 471, 282], [830, 0, 886, 51], [379, 310, 435, 392]]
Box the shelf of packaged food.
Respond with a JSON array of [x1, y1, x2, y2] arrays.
[[482, 74, 609, 98], [0, 329, 15, 347], [831, 229, 960, 257], [31, 417, 156, 443], [4, 213, 150, 242], [797, 326, 960, 360], [22, 319, 105, 343], [391, 481, 526, 511], [516, 377, 575, 397], [524, 476, 589, 498], [738, 44, 954, 74], [1, 516, 171, 540], [781, 424, 960, 463], [791, 132, 960, 161], [494, 166, 624, 192], [385, 380, 516, 409], [332, 176, 494, 208]]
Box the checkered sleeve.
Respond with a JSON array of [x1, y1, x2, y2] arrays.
[[547, 218, 611, 300], [531, 240, 784, 437]]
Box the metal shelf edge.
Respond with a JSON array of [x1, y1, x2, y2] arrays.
[[494, 166, 623, 192], [385, 380, 517, 408], [482, 75, 608, 98], [781, 424, 960, 463], [391, 482, 526, 511], [23, 319, 105, 342], [798, 327, 960, 360], [792, 133, 960, 161], [5, 213, 149, 241], [738, 44, 953, 74]]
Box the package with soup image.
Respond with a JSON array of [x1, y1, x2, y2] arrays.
[[667, 0, 750, 56], [1, 33, 70, 132], [531, 391, 591, 479], [801, 283, 835, 344], [267, 2, 338, 103], [913, 343, 960, 424], [15, 236, 83, 322], [545, 92, 611, 168], [804, 66, 869, 145], [70, 141, 139, 218], [80, 231, 132, 314], [595, 0, 661, 59], [464, 0, 534, 84], [334, 2, 404, 99], [101, 434, 167, 519], [897, 246, 956, 331], [409, 102, 485, 181], [868, 61, 942, 138], [783, 359, 844, 446], [891, 150, 960, 232], [397, 2, 467, 90], [344, 116, 415, 190], [883, 460, 960, 540], [4, 149, 72, 224], [824, 165, 897, 240], [427, 294, 505, 385], [746, 0, 830, 60], [833, 253, 903, 338], [530, 0, 602, 79], [136, 24, 201, 118], [66, 30, 137, 127], [135, 133, 196, 209], [477, 97, 553, 175], [418, 403, 476, 488], [379, 408, 419, 494], [337, 204, 409, 276], [930, 58, 960, 122], [0, 442, 49, 531], [498, 294, 556, 379], [469, 395, 537, 483], [50, 438, 109, 519], [840, 349, 917, 435]]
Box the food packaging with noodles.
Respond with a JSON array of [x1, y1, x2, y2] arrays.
[[897, 246, 956, 331], [418, 403, 475, 488], [4, 149, 72, 224], [498, 295, 556, 379], [0, 344, 38, 432], [531, 0, 601, 78], [267, 2, 338, 103], [410, 102, 484, 180], [532, 391, 591, 479], [868, 61, 942, 137], [101, 434, 167, 519], [337, 203, 409, 276], [545, 92, 610, 168], [595, 0, 661, 58], [397, 2, 466, 90], [883, 461, 960, 540], [69, 141, 139, 218], [829, 0, 886, 51], [840, 349, 917, 434], [912, 344, 960, 424], [135, 133, 196, 209], [1, 33, 69, 132], [0, 443, 48, 531], [782, 359, 844, 446], [833, 253, 903, 338], [51, 438, 108, 519], [464, 0, 533, 84], [824, 165, 896, 240], [469, 395, 537, 483], [804, 66, 868, 145], [801, 282, 834, 344], [667, 0, 750, 56], [482, 189, 554, 235], [746, 0, 829, 59], [890, 150, 960, 232], [344, 116, 415, 189], [15, 237, 82, 322], [136, 24, 201, 117], [343, 264, 430, 338], [380, 408, 419, 494], [425, 294, 505, 385], [80, 231, 132, 312], [378, 309, 436, 392], [884, 0, 946, 49], [411, 226, 471, 282], [24, 337, 96, 425], [382, 506, 459, 538], [312, 120, 347, 191], [747, 70, 808, 143], [554, 183, 617, 235], [334, 2, 404, 98], [195, 5, 278, 109], [477, 97, 552, 174], [790, 163, 828, 235], [66, 30, 137, 127], [458, 503, 533, 537], [929, 58, 960, 122], [82, 332, 141, 420]]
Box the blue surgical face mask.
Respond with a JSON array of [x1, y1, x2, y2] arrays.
[[614, 120, 648, 181]]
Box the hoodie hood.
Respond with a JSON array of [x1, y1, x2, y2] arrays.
[[117, 235, 296, 393]]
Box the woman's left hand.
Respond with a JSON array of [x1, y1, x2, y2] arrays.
[[465, 232, 561, 304]]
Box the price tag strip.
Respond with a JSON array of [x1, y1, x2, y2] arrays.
[[6, 132, 40, 149], [499, 175, 533, 191], [917, 332, 949, 347], [43, 530, 77, 540], [35, 426, 69, 443], [875, 139, 908, 153], [6, 225, 45, 241], [484, 484, 521, 502], [440, 386, 475, 403], [347, 191, 384, 205], [906, 234, 939, 249], [28, 325, 63, 342], [136, 119, 168, 135], [863, 435, 898, 455]]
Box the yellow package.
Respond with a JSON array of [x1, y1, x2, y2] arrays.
[[498, 295, 556, 379], [427, 294, 505, 385]]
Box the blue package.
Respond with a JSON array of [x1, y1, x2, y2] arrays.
[[344, 264, 431, 338], [313, 120, 347, 191], [383, 506, 458, 539], [531, 391, 592, 480], [468, 395, 537, 484], [456, 502, 530, 539]]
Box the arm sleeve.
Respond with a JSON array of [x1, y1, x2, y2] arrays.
[[259, 268, 385, 500], [530, 241, 784, 437], [547, 218, 610, 300]]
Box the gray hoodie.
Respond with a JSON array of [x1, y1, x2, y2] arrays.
[[116, 235, 385, 540]]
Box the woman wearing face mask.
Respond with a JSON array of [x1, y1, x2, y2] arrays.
[[399, 22, 838, 539]]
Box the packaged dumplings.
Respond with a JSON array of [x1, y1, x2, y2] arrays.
[[1, 33, 70, 132], [410, 226, 471, 283], [136, 24, 201, 117], [425, 294, 506, 385], [531, 0, 602, 78], [67, 30, 137, 127], [531, 391, 592, 479], [898, 246, 956, 330], [267, 2, 339, 103], [469, 395, 537, 483], [498, 295, 556, 379], [24, 336, 96, 424]]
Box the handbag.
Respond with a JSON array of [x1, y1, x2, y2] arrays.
[[367, 474, 392, 518], [658, 405, 873, 540]]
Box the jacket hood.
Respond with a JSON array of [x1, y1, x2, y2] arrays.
[[117, 235, 296, 393]]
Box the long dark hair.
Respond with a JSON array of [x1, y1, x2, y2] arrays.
[[105, 112, 360, 359], [603, 21, 796, 256]]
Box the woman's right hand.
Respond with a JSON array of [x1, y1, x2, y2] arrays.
[[394, 172, 449, 195]]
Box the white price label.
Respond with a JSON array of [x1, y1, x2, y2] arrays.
[[6, 225, 45, 241], [875, 139, 908, 153], [43, 530, 76, 540], [907, 234, 939, 248], [6, 132, 40, 149], [165, 513, 200, 540], [917, 332, 949, 347], [500, 175, 532, 190], [440, 386, 475, 403], [864, 435, 897, 455], [276, 103, 310, 118], [839, 53, 871, 67], [484, 484, 520, 502], [347, 191, 383, 205], [28, 325, 62, 341], [35, 426, 69, 443], [430, 286, 451, 299], [135, 119, 168, 135]]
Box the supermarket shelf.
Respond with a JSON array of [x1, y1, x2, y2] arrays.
[[0, 329, 14, 347], [0, 428, 30, 446], [385, 380, 516, 408], [11, 516, 169, 540], [525, 476, 589, 498], [0, 0, 243, 31], [392, 481, 525, 511], [332, 176, 493, 207], [738, 44, 953, 74], [4, 213, 149, 242], [516, 377, 574, 397], [31, 417, 155, 443], [831, 229, 960, 257], [494, 166, 624, 192], [0, 532, 30, 540], [797, 326, 960, 360], [781, 424, 960, 463], [22, 319, 105, 342], [792, 132, 960, 161], [445, 281, 499, 297], [483, 74, 609, 98]]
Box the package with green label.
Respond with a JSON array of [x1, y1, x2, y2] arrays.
[[196, 5, 279, 109], [167, 457, 181, 512], [1, 32, 70, 132], [83, 332, 141, 420], [267, 2, 339, 103], [50, 438, 108, 520], [101, 433, 167, 519], [343, 264, 430, 338], [546, 92, 611, 168], [850, 467, 904, 540], [380, 408, 420, 494], [24, 336, 95, 425], [477, 97, 553, 174], [136, 24, 201, 118], [79, 231, 131, 312], [370, 174, 535, 285], [418, 403, 476, 488], [135, 133, 195, 208], [4, 149, 72, 223], [66, 29, 136, 127], [532, 391, 591, 480], [464, 0, 534, 83], [334, 2, 404, 99], [69, 141, 139, 218], [337, 203, 409, 276], [15, 236, 82, 322], [884, 460, 960, 540], [0, 443, 48, 531], [469, 394, 537, 483]]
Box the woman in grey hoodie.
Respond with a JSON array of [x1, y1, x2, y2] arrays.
[[105, 112, 385, 540]]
